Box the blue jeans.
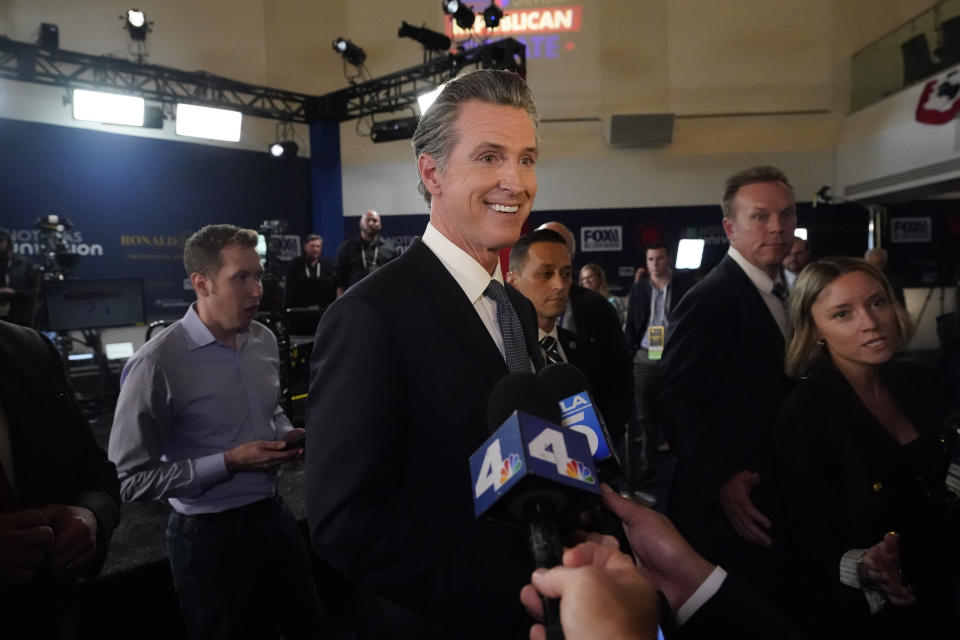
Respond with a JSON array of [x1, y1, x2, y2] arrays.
[[166, 495, 323, 640]]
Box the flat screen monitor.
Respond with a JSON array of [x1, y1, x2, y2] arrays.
[[675, 239, 705, 270], [44, 278, 145, 332]]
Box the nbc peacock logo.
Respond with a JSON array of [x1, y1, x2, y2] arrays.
[[499, 453, 523, 486], [564, 459, 596, 484]]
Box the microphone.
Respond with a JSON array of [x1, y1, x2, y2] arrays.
[[539, 363, 634, 554], [471, 372, 600, 640], [538, 362, 625, 486]]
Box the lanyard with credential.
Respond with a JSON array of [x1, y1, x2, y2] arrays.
[[361, 243, 379, 271]]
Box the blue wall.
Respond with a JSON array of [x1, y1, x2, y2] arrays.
[[0, 118, 312, 319]]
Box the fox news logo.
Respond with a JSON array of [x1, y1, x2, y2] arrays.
[[890, 217, 931, 243], [581, 226, 622, 252]]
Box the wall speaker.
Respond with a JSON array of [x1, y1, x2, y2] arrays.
[[604, 113, 674, 148]]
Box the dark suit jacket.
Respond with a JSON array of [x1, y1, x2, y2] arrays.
[[664, 573, 802, 640], [658, 255, 792, 591], [284, 255, 337, 309], [624, 273, 691, 355], [775, 361, 959, 639], [567, 284, 633, 443], [306, 239, 544, 638], [0, 321, 121, 613]]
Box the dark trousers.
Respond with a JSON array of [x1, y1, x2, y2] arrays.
[[631, 349, 663, 475], [166, 495, 323, 640]]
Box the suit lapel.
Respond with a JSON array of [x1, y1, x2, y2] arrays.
[[402, 240, 510, 382], [719, 256, 785, 349], [557, 326, 582, 368]]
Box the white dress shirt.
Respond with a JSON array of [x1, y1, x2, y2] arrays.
[[421, 223, 507, 358]]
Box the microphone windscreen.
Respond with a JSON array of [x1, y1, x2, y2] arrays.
[[486, 372, 561, 433], [538, 362, 593, 401]]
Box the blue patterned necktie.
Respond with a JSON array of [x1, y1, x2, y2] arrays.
[[484, 280, 530, 374]]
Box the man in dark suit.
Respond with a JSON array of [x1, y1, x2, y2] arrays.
[[506, 228, 630, 444], [624, 243, 691, 479], [658, 165, 796, 607], [306, 70, 545, 638], [0, 320, 121, 636], [537, 221, 633, 444]]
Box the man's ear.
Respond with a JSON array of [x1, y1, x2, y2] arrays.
[[505, 271, 518, 287], [418, 153, 443, 198], [721, 216, 735, 241], [190, 272, 209, 298]]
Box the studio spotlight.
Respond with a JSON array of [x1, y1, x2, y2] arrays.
[[398, 21, 451, 52], [443, 1, 476, 31], [482, 2, 504, 29], [37, 23, 59, 50], [269, 141, 299, 159], [124, 9, 150, 41], [332, 37, 366, 66], [370, 116, 419, 143]]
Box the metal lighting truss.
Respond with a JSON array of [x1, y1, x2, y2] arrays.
[[0, 35, 525, 123], [0, 36, 319, 123], [322, 38, 526, 121]]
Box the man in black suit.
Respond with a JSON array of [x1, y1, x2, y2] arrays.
[[506, 228, 630, 444], [658, 165, 796, 606], [624, 243, 691, 479], [0, 320, 121, 636], [537, 221, 633, 444], [306, 70, 545, 638]]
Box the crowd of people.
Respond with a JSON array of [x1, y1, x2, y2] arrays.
[[1, 68, 958, 640]]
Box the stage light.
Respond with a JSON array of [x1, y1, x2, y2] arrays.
[[370, 116, 419, 143], [37, 23, 59, 50], [675, 239, 705, 270], [269, 141, 299, 159], [482, 2, 504, 29], [417, 84, 446, 116], [398, 21, 451, 52], [332, 38, 366, 67], [124, 9, 149, 41], [443, 1, 476, 31], [175, 104, 242, 142], [72, 89, 144, 127]]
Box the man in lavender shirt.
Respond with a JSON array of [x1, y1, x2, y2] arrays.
[[108, 224, 321, 639]]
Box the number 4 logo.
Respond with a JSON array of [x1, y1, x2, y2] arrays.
[[475, 439, 505, 498], [527, 428, 570, 475]]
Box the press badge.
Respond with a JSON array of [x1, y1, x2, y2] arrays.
[[647, 325, 664, 360]]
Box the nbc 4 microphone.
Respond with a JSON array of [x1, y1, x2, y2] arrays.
[[538, 362, 625, 486], [471, 372, 601, 640]]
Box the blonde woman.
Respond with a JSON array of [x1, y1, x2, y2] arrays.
[[579, 263, 625, 327], [774, 257, 957, 639]]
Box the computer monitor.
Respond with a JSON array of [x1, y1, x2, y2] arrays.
[[675, 239, 705, 270], [44, 278, 145, 332]]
